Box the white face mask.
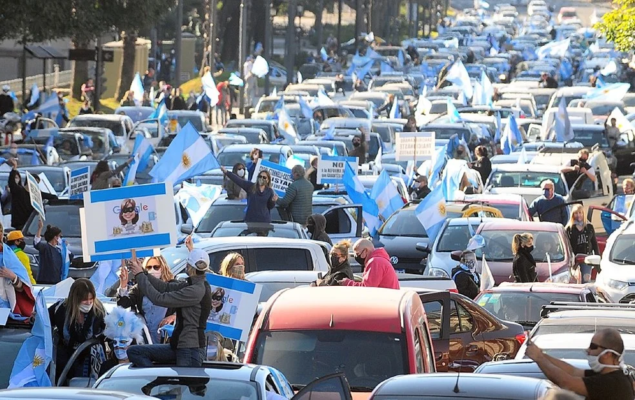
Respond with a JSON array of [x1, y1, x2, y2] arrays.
[[237, 169, 245, 177], [588, 349, 624, 373], [149, 270, 162, 279], [9, 148, 17, 156], [79, 303, 93, 313]]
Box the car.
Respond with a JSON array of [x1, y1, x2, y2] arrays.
[[307, 131, 383, 162], [368, 373, 554, 399], [0, 388, 157, 400], [475, 358, 589, 379], [485, 163, 569, 205], [417, 289, 525, 372], [349, 92, 391, 111], [26, 130, 87, 163], [473, 219, 575, 284], [300, 140, 348, 157], [113, 106, 155, 123], [225, 119, 282, 143], [244, 287, 436, 394], [475, 282, 598, 330], [591, 220, 635, 303], [166, 110, 210, 133], [161, 237, 331, 275], [463, 194, 533, 221], [558, 6, 578, 23], [206, 133, 248, 157], [215, 128, 269, 145], [569, 124, 616, 170], [215, 144, 293, 169], [60, 126, 120, 159], [68, 114, 135, 153], [105, 153, 158, 185], [18, 165, 70, 197], [209, 220, 309, 239], [93, 362, 346, 400]]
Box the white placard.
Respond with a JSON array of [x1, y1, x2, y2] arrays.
[[250, 159, 293, 197], [70, 167, 90, 200], [395, 131, 435, 162], [317, 155, 358, 184], [26, 172, 45, 220]]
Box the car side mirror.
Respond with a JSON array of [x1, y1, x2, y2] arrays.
[[415, 242, 431, 254], [585, 255, 601, 266], [181, 223, 193, 234]]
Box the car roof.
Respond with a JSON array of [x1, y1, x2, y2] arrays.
[[0, 388, 156, 400], [534, 333, 635, 348], [446, 217, 500, 226], [226, 119, 276, 126], [104, 362, 266, 382], [463, 193, 525, 204], [480, 219, 561, 232], [373, 373, 550, 398], [263, 287, 416, 333], [219, 144, 288, 153], [491, 163, 562, 173], [245, 270, 320, 283], [487, 282, 590, 294], [215, 220, 302, 230], [73, 114, 128, 121], [476, 358, 588, 375], [543, 310, 635, 321]]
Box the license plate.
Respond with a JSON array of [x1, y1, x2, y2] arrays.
[[396, 269, 405, 274]]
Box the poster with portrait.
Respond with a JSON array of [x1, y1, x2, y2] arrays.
[[205, 274, 262, 342], [80, 182, 177, 262]]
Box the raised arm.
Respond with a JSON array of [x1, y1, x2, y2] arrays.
[[221, 167, 254, 192]]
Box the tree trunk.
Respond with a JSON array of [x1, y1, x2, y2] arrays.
[[115, 31, 137, 101], [316, 0, 324, 48], [251, 0, 265, 50], [70, 39, 90, 101], [219, 0, 240, 65]]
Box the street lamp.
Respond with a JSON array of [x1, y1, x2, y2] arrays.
[[297, 5, 304, 30]]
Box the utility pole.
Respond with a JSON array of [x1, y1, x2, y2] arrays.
[[209, 0, 218, 70], [337, 0, 343, 52], [174, 0, 184, 87], [264, 0, 272, 94], [239, 0, 246, 111], [285, 0, 297, 85], [354, 0, 359, 51], [95, 37, 103, 112]]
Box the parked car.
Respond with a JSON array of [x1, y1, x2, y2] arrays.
[[69, 114, 134, 153], [209, 221, 309, 239], [0, 388, 157, 400], [475, 358, 589, 380]]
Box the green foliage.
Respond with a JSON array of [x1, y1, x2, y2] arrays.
[[595, 0, 635, 51], [0, 0, 71, 42]]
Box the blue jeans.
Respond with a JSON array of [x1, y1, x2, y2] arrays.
[[579, 262, 592, 283], [127, 344, 204, 367]]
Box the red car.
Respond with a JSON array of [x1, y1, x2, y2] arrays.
[[463, 194, 533, 221]]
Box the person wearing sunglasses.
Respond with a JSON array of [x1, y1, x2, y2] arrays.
[[526, 328, 634, 400], [224, 162, 248, 200], [117, 255, 176, 344], [220, 165, 278, 223]]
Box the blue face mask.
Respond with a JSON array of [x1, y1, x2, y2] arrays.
[[543, 188, 551, 198], [114, 348, 128, 360]]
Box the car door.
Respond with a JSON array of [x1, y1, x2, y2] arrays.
[[420, 292, 451, 372], [205, 247, 249, 274], [291, 372, 352, 400], [448, 297, 484, 372], [250, 247, 313, 271], [322, 205, 363, 242]]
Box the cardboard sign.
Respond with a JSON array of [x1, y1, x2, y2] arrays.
[[70, 167, 90, 200], [250, 159, 293, 197], [26, 172, 45, 220], [80, 182, 177, 262], [317, 155, 358, 184], [206, 274, 262, 342], [395, 132, 435, 162]]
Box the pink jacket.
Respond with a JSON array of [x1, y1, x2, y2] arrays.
[[342, 248, 400, 289]]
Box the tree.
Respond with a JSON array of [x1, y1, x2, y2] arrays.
[[0, 0, 70, 43], [595, 0, 635, 52]]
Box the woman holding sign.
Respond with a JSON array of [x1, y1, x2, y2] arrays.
[[220, 166, 278, 223]]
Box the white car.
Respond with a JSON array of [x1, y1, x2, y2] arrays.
[[590, 221, 635, 303]]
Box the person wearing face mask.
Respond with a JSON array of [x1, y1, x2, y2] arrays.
[[403, 115, 417, 132], [348, 131, 368, 165], [454, 144, 470, 162], [34, 220, 73, 284], [7, 143, 18, 160], [526, 328, 634, 400], [450, 250, 480, 300], [49, 278, 106, 381], [470, 146, 491, 184], [7, 230, 35, 285], [8, 159, 33, 230], [338, 239, 400, 289], [313, 240, 354, 286], [221, 166, 278, 222], [246, 148, 263, 181], [126, 246, 212, 367], [276, 165, 313, 225], [306, 214, 332, 245], [622, 178, 635, 195], [224, 163, 248, 200], [117, 255, 176, 344], [561, 149, 596, 191], [99, 306, 145, 375], [220, 252, 246, 280], [512, 233, 537, 283], [565, 204, 599, 284], [411, 175, 431, 200], [528, 180, 568, 225]]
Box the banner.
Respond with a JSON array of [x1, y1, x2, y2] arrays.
[[395, 132, 435, 162], [250, 159, 293, 197], [206, 274, 262, 342], [26, 172, 45, 220], [80, 183, 177, 262], [69, 167, 90, 200], [317, 155, 358, 184]]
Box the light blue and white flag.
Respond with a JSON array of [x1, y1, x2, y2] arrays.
[[389, 96, 401, 119], [320, 47, 328, 62], [444, 60, 473, 99], [175, 182, 222, 227], [130, 134, 154, 172], [201, 71, 220, 106], [27, 83, 40, 107], [553, 97, 575, 142], [149, 122, 220, 185], [298, 95, 313, 119], [584, 82, 630, 102], [228, 72, 244, 87], [123, 153, 140, 186], [601, 60, 618, 76], [252, 56, 269, 78], [502, 115, 523, 154], [90, 259, 121, 295], [342, 163, 381, 235], [8, 291, 52, 388], [60, 238, 70, 281], [370, 170, 403, 220], [278, 107, 298, 141], [149, 98, 168, 125], [316, 88, 335, 106], [447, 98, 461, 123], [429, 145, 447, 188], [129, 73, 144, 105], [517, 147, 528, 165], [536, 39, 570, 59], [415, 187, 447, 243]]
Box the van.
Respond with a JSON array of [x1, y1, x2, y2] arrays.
[[244, 287, 436, 397], [541, 107, 594, 139]]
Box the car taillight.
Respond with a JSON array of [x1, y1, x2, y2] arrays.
[[402, 196, 407, 203], [516, 333, 527, 345], [449, 288, 458, 293]]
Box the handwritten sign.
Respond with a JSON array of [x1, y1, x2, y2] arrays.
[[317, 155, 358, 184], [395, 132, 435, 162], [70, 167, 90, 200], [26, 172, 45, 220], [251, 159, 293, 197]]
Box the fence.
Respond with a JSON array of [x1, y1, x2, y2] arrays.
[[0, 68, 73, 97]]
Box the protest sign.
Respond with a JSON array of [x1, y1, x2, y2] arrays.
[[317, 155, 358, 184], [206, 274, 262, 342], [251, 159, 293, 197], [70, 167, 90, 200], [395, 132, 435, 162], [26, 172, 45, 220], [80, 182, 177, 262]]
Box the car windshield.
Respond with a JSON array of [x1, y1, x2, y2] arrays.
[[96, 376, 258, 400], [70, 119, 124, 136], [372, 125, 392, 143], [485, 203, 521, 220], [380, 208, 426, 237], [171, 115, 205, 132], [475, 229, 565, 262], [222, 131, 263, 144], [421, 128, 471, 140], [488, 171, 567, 196], [429, 103, 448, 114], [212, 225, 301, 239], [23, 205, 82, 237], [21, 168, 66, 193], [534, 349, 635, 366], [252, 330, 406, 389], [227, 123, 273, 139], [79, 132, 108, 155], [477, 292, 579, 325], [197, 205, 282, 233], [533, 323, 635, 336], [571, 130, 610, 148], [29, 135, 80, 160], [436, 225, 472, 252], [218, 150, 282, 167], [589, 104, 625, 116], [609, 234, 635, 265]]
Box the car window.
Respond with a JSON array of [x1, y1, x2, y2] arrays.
[[423, 300, 443, 339], [414, 328, 424, 373], [477, 292, 579, 324], [380, 208, 426, 237], [609, 233, 635, 265], [70, 119, 124, 136], [24, 206, 82, 237], [436, 225, 471, 252], [475, 229, 565, 263], [324, 208, 352, 234], [450, 300, 473, 333], [207, 249, 247, 274], [488, 171, 567, 196], [252, 248, 311, 271]]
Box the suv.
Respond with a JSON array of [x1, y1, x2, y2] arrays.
[[210, 221, 308, 239], [68, 114, 134, 154]]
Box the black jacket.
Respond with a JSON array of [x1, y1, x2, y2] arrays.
[[0, 94, 14, 116], [321, 260, 354, 286], [116, 280, 176, 318], [412, 185, 431, 200], [472, 156, 492, 184], [307, 214, 332, 245], [513, 247, 537, 283], [451, 265, 480, 300], [348, 140, 368, 165], [307, 169, 324, 191], [566, 224, 600, 256]]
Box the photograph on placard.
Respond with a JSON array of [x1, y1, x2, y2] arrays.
[[106, 197, 158, 237]]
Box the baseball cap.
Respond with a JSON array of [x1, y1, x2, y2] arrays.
[[2, 85, 9, 92], [187, 249, 210, 271], [7, 231, 24, 241]]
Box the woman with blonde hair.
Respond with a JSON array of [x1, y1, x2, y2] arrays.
[[49, 278, 106, 381], [219, 252, 246, 280], [220, 165, 278, 222], [118, 255, 176, 343], [565, 204, 599, 283], [314, 239, 354, 286], [512, 233, 537, 283]]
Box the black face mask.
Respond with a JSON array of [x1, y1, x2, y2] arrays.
[[16, 241, 25, 250], [353, 141, 361, 148], [307, 224, 315, 235], [525, 245, 534, 253], [457, 150, 464, 155], [354, 251, 366, 266], [331, 255, 344, 268]]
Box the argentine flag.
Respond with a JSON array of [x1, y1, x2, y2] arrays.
[[370, 170, 404, 220], [130, 134, 154, 172], [444, 60, 473, 99], [415, 187, 447, 243], [149, 122, 220, 185], [90, 259, 121, 296], [129, 73, 144, 105], [342, 163, 381, 236]]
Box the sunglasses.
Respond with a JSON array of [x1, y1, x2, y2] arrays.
[[212, 295, 223, 301], [145, 264, 161, 271], [589, 342, 606, 351], [258, 175, 268, 180], [122, 207, 135, 213]]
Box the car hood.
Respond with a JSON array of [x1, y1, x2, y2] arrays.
[[428, 251, 455, 274], [600, 262, 635, 282], [485, 259, 570, 283], [486, 187, 544, 204], [375, 235, 429, 272]]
